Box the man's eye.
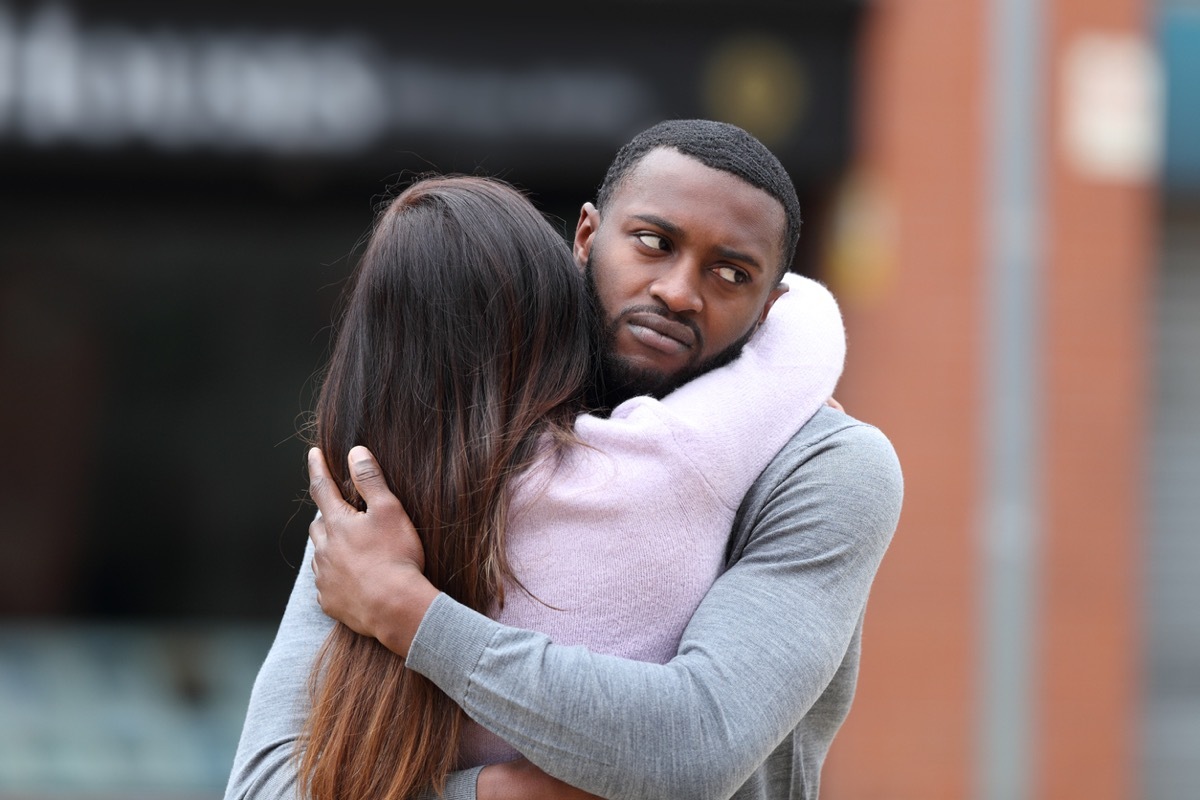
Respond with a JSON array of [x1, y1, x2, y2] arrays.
[[636, 233, 668, 251], [714, 266, 749, 284]]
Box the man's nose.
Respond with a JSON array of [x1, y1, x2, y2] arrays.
[[649, 263, 703, 314]]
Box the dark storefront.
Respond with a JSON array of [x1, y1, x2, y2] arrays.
[[0, 0, 863, 621], [0, 2, 862, 794]]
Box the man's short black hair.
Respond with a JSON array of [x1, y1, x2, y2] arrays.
[[596, 119, 802, 277]]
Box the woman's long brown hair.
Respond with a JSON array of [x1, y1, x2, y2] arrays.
[[298, 176, 595, 799]]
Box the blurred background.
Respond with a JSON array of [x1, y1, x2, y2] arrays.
[[0, 0, 1194, 797]]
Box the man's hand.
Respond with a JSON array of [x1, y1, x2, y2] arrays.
[[308, 445, 438, 657], [477, 759, 604, 800], [309, 453, 593, 797]]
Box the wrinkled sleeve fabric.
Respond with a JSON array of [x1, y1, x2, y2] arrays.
[[407, 416, 903, 800], [222, 536, 483, 800], [635, 273, 845, 511]]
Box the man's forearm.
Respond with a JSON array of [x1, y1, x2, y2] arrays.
[[224, 540, 330, 800], [476, 759, 604, 800], [225, 540, 483, 800], [405, 421, 903, 800]]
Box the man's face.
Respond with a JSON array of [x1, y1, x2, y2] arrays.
[[575, 148, 789, 399]]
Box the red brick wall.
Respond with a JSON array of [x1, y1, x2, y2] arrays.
[[822, 1, 986, 797], [821, 0, 1151, 797], [1037, 1, 1153, 797]]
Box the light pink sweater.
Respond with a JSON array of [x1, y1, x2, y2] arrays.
[[460, 274, 845, 765]]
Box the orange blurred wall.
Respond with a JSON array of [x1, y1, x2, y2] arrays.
[[820, 0, 1152, 798]]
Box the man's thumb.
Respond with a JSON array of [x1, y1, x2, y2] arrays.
[[347, 446, 391, 505]]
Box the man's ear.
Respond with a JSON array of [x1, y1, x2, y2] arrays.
[[757, 280, 790, 325], [573, 202, 600, 270]]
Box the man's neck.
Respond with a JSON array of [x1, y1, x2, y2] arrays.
[[584, 362, 624, 418]]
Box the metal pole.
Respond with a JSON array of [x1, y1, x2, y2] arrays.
[[980, 0, 1043, 796]]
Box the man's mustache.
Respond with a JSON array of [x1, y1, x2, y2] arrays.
[[612, 305, 703, 350]]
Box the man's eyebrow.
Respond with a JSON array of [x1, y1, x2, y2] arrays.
[[631, 213, 682, 237], [631, 213, 766, 272], [714, 245, 765, 273]]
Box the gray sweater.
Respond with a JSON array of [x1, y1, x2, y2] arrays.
[[225, 408, 903, 800]]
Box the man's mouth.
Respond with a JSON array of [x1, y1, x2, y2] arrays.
[[623, 311, 697, 355]]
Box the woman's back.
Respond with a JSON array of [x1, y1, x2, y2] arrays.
[[302, 176, 596, 800]]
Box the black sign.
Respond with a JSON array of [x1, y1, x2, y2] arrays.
[[0, 1, 861, 189]]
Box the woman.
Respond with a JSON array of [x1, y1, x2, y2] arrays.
[[296, 175, 843, 799]]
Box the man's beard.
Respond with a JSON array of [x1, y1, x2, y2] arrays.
[[584, 252, 757, 409]]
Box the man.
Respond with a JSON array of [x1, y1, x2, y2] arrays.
[[226, 120, 902, 800]]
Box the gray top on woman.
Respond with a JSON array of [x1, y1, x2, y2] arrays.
[[225, 408, 903, 800]]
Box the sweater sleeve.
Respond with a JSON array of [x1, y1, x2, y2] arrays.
[[223, 536, 483, 800], [406, 420, 903, 800], [590, 274, 845, 510]]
